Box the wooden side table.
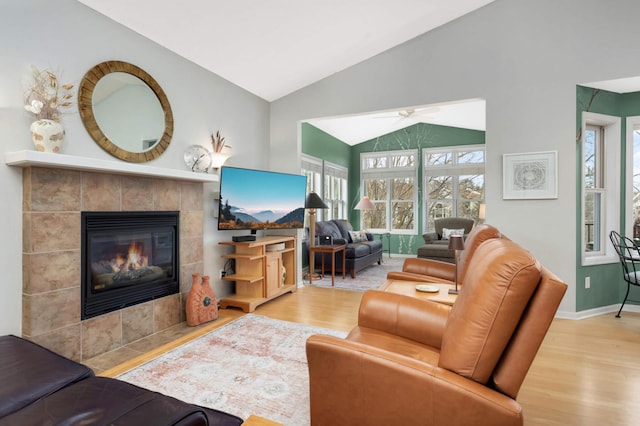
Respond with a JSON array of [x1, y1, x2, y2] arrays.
[[309, 244, 346, 286], [379, 279, 458, 305]]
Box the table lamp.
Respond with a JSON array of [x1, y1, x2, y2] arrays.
[[448, 234, 465, 294], [305, 191, 328, 247], [479, 203, 486, 221], [354, 196, 374, 211], [354, 196, 375, 232]]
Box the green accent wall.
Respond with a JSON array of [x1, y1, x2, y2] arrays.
[[575, 86, 640, 311], [302, 122, 485, 255], [301, 123, 351, 168]]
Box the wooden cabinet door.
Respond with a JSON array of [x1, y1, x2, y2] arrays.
[[265, 252, 282, 297]]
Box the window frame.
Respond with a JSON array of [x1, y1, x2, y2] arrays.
[[360, 149, 418, 235], [626, 116, 640, 242], [301, 154, 323, 221], [581, 111, 620, 266], [323, 161, 348, 221], [422, 144, 485, 231]]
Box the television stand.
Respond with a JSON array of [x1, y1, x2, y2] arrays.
[[219, 236, 297, 312]]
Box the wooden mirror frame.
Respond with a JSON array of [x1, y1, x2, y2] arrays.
[[78, 61, 174, 163]]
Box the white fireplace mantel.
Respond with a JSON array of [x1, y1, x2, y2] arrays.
[[5, 150, 218, 183]]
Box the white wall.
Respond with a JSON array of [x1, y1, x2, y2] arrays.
[[271, 0, 640, 315], [0, 0, 270, 335]]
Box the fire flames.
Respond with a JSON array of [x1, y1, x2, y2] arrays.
[[110, 241, 148, 272]]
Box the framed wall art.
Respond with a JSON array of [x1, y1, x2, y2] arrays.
[[503, 151, 558, 199]]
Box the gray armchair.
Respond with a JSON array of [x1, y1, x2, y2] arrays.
[[417, 217, 474, 262]]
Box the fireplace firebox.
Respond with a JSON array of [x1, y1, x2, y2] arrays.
[[81, 211, 179, 320]]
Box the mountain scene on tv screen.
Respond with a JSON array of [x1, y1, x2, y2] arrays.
[[218, 199, 304, 230]]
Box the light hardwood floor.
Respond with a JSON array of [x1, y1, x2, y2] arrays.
[[96, 285, 640, 426]]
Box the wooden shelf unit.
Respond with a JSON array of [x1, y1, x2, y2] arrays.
[[219, 236, 297, 312]]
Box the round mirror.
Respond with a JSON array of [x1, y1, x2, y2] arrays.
[[78, 61, 173, 163]]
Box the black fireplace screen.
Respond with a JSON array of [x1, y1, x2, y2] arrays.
[[81, 211, 179, 320]]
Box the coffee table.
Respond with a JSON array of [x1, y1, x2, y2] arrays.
[[309, 244, 346, 286], [379, 279, 458, 305]]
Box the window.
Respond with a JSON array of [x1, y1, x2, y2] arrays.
[[323, 162, 348, 221], [581, 112, 620, 265], [583, 125, 604, 252], [422, 145, 485, 230], [626, 117, 640, 241], [360, 150, 417, 234], [301, 154, 323, 221], [301, 155, 348, 222]]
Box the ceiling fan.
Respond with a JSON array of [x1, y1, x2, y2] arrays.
[[374, 106, 440, 123]]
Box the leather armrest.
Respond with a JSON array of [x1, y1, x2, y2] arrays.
[[423, 232, 438, 243], [306, 334, 523, 426], [333, 237, 347, 245], [357, 290, 449, 349], [401, 257, 455, 281]]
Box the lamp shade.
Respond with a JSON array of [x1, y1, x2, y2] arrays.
[[448, 234, 465, 250], [354, 196, 375, 210], [479, 203, 486, 220], [305, 192, 328, 209]]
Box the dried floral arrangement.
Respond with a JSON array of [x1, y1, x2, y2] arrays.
[[24, 66, 74, 122], [211, 131, 231, 152]]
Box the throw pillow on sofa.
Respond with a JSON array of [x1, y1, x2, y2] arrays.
[[442, 228, 465, 240], [349, 230, 368, 243]]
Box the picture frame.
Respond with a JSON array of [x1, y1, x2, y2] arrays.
[[503, 151, 558, 200]]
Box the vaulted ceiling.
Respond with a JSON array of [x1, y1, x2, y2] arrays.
[[76, 0, 495, 143], [76, 0, 494, 102]]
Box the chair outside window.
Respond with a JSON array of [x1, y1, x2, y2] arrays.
[[608, 230, 640, 318]]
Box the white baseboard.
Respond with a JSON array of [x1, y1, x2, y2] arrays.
[[557, 303, 640, 320]]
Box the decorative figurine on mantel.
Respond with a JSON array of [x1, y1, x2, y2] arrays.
[[186, 273, 219, 326], [24, 66, 74, 153]]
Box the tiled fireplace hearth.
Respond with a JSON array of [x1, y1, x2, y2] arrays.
[[21, 165, 208, 362]]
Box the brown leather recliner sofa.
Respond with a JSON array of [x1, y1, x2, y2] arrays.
[[0, 335, 243, 426], [306, 238, 567, 426], [387, 223, 503, 284]]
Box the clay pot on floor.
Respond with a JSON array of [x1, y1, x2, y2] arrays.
[[186, 273, 219, 326]]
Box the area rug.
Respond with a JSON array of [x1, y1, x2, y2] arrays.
[[118, 314, 347, 425], [307, 256, 404, 291]]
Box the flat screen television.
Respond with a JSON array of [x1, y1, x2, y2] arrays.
[[218, 166, 307, 231]]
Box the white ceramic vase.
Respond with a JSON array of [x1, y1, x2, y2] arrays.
[[30, 119, 65, 153]]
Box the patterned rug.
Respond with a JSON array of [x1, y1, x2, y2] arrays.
[[118, 314, 347, 425], [306, 256, 404, 291]]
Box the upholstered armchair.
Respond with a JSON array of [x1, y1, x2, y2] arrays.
[[306, 238, 567, 426], [422, 217, 475, 243], [417, 217, 475, 261], [388, 223, 503, 284]]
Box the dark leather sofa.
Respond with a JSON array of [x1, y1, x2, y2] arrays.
[[314, 219, 382, 278], [0, 335, 243, 426]]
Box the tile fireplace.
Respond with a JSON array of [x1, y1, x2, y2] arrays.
[[81, 211, 179, 320], [20, 165, 208, 361]]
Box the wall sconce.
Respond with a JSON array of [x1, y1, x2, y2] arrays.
[[211, 131, 231, 170], [479, 203, 486, 221], [210, 152, 231, 169]]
